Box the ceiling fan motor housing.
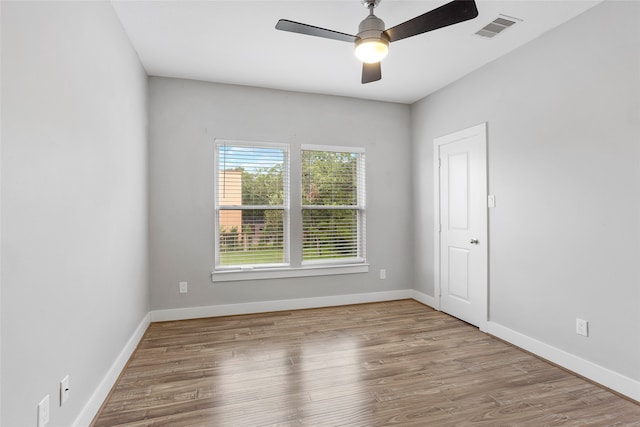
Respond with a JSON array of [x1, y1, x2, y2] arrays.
[[276, 0, 479, 83], [356, 14, 389, 53], [358, 13, 386, 38]]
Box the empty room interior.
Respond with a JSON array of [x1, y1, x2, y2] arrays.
[[1, 0, 639, 426]]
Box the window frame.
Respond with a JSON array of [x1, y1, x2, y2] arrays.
[[300, 144, 366, 267], [213, 139, 290, 271], [212, 140, 368, 282]]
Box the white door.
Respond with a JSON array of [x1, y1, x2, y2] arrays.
[[434, 123, 487, 329]]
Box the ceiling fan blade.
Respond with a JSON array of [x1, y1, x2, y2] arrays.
[[276, 19, 357, 43], [362, 62, 382, 84], [384, 0, 479, 43]]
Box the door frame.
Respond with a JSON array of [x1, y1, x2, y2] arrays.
[[433, 122, 488, 331]]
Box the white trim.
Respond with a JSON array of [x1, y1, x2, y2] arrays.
[[301, 257, 367, 268], [218, 205, 287, 210], [150, 290, 412, 322], [433, 122, 488, 330], [300, 205, 365, 210], [212, 263, 369, 282], [300, 146, 367, 265], [74, 295, 640, 427], [432, 141, 442, 311], [213, 139, 291, 269], [301, 144, 365, 154], [72, 313, 150, 427], [411, 290, 437, 309], [214, 138, 290, 151], [487, 321, 640, 402]]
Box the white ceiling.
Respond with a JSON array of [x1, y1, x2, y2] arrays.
[[111, 0, 602, 104]]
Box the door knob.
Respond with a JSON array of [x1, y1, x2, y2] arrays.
[[470, 239, 479, 245]]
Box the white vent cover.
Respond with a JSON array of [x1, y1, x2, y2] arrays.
[[475, 15, 520, 38]]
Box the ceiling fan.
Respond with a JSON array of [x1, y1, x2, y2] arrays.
[[275, 0, 479, 84]]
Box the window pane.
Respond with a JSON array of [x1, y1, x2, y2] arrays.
[[216, 142, 288, 269], [218, 209, 284, 266], [218, 145, 285, 207], [303, 209, 358, 261], [302, 151, 358, 206]]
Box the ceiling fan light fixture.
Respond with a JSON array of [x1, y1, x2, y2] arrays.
[[275, 0, 479, 84], [354, 38, 389, 63]]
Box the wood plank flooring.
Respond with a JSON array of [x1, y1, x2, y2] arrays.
[[91, 300, 640, 426]]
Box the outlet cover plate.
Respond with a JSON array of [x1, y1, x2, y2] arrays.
[[179, 281, 188, 294], [576, 318, 589, 337]]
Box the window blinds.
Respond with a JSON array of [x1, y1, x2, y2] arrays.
[[301, 148, 366, 263], [215, 143, 288, 267]]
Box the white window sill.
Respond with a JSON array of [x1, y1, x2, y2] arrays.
[[212, 263, 369, 283]]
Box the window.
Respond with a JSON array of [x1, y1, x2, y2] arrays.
[[214, 140, 366, 278], [301, 146, 366, 265], [215, 142, 289, 269]]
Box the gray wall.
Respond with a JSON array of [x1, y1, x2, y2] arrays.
[[149, 78, 412, 310], [1, 2, 149, 426], [2, 1, 638, 425], [412, 0, 640, 380]]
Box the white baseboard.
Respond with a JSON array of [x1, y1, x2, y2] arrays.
[[410, 290, 437, 308], [150, 289, 414, 322], [73, 313, 151, 427], [487, 321, 640, 402], [74, 294, 639, 427]]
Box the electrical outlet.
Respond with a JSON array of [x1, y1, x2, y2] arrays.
[[38, 395, 50, 427], [576, 318, 589, 337], [179, 281, 188, 294], [379, 269, 386, 280], [60, 375, 70, 406]]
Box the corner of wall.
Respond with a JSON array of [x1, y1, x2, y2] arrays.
[[73, 313, 151, 427]]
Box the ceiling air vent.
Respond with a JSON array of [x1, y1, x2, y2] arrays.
[[475, 15, 520, 38]]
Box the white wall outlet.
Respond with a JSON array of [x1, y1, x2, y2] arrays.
[[379, 269, 386, 280], [60, 375, 70, 406], [488, 194, 496, 208], [576, 318, 589, 337], [179, 281, 188, 294], [38, 394, 50, 427]]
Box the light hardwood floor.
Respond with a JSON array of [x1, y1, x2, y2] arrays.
[[91, 300, 640, 426]]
